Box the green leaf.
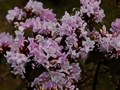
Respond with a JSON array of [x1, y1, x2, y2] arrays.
[[111, 75, 119, 86], [16, 80, 26, 90], [24, 63, 33, 82], [85, 51, 104, 65], [60, 35, 67, 46], [78, 85, 83, 90], [29, 64, 47, 80], [108, 58, 120, 74]]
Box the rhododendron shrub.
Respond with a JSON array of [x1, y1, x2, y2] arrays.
[[1, 0, 120, 90]]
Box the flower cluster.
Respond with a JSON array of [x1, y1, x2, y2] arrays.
[[6, 0, 56, 23], [5, 0, 88, 89], [4, 0, 120, 89], [110, 18, 120, 34], [0, 32, 13, 54], [80, 0, 105, 23], [24, 0, 56, 22], [6, 7, 26, 22], [98, 21, 120, 58]]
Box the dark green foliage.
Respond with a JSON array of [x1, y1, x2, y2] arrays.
[[111, 75, 119, 86], [77, 85, 83, 90], [24, 61, 47, 85], [29, 64, 47, 80], [108, 58, 120, 75], [16, 80, 26, 90], [60, 35, 67, 46], [24, 63, 34, 82], [85, 51, 104, 65]]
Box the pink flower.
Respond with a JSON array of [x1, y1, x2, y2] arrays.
[[40, 38, 62, 58], [98, 35, 113, 52], [35, 35, 44, 43], [5, 52, 28, 77], [28, 38, 38, 51], [43, 81, 57, 89], [6, 7, 26, 22], [0, 32, 13, 53], [40, 9, 56, 22], [59, 12, 86, 37], [100, 25, 110, 37], [66, 36, 78, 47], [20, 18, 33, 29], [111, 18, 120, 34], [14, 31, 25, 46], [0, 32, 13, 46], [24, 0, 43, 13], [82, 37, 95, 53]]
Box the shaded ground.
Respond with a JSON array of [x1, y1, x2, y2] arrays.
[[0, 0, 119, 90]]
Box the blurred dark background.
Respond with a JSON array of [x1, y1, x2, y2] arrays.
[[0, 0, 120, 90]]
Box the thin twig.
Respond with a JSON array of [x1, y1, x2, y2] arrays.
[[92, 62, 101, 90]]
